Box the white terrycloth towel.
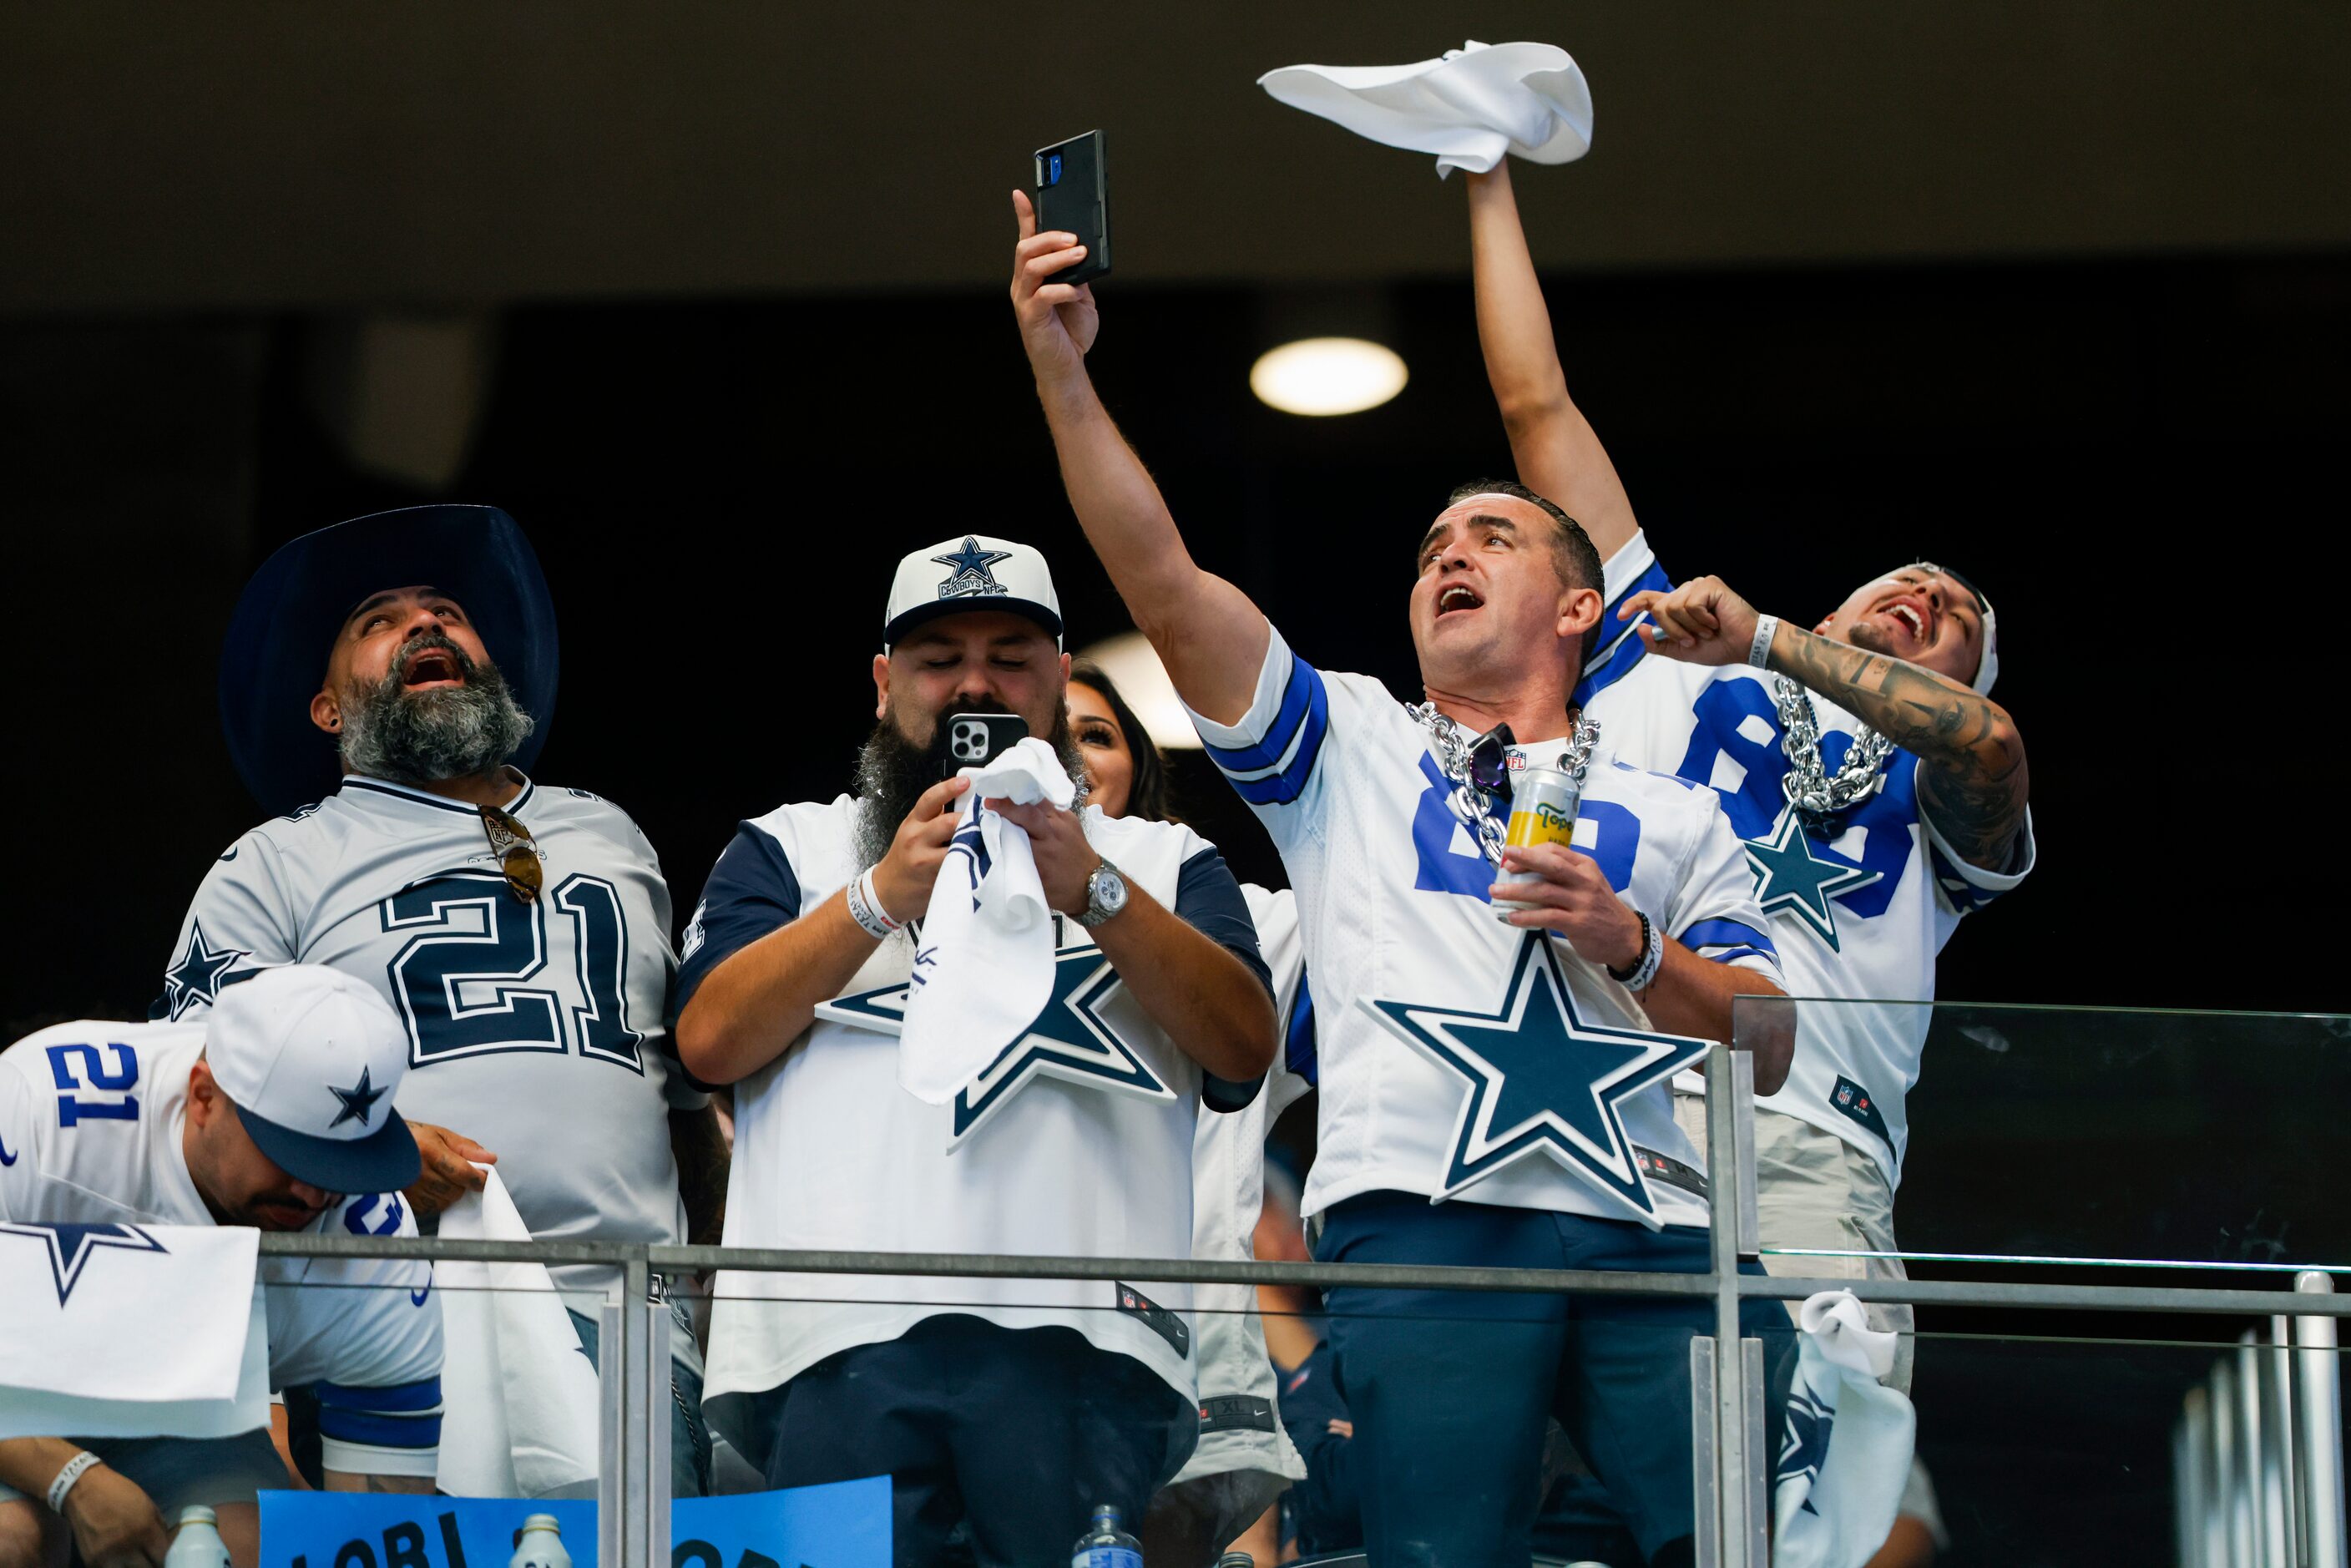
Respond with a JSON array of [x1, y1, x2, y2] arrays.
[[0, 1223, 270, 1439], [1259, 40, 1593, 178], [897, 736, 1079, 1106], [1773, 1290, 1917, 1568], [433, 1166, 602, 1499]]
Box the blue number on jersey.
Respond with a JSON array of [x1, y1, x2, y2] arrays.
[[1410, 755, 1641, 900], [382, 871, 644, 1071], [1679, 677, 1914, 918], [342, 1192, 406, 1237], [47, 1042, 139, 1127]]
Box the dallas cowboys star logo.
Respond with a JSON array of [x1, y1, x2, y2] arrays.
[[0, 1223, 170, 1305], [818, 944, 1170, 1149], [933, 537, 1014, 602], [1363, 933, 1711, 1222], [1774, 1384, 1836, 1515], [328, 1065, 387, 1129], [164, 922, 249, 1021], [1742, 807, 1881, 952]]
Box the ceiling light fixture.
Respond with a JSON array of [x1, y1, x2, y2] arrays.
[[1249, 336, 1408, 417]]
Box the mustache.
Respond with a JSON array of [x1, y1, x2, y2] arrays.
[[392, 631, 478, 680]]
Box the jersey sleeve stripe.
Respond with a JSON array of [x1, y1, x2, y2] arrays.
[[316, 1407, 443, 1449], [316, 1376, 441, 1413], [1208, 669, 1331, 806], [1199, 655, 1328, 776], [1588, 555, 1671, 670], [1676, 917, 1780, 960]]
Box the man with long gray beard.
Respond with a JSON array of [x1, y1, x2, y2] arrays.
[[156, 504, 726, 1496], [673, 535, 1277, 1565]]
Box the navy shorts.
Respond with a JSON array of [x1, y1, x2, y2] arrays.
[[758, 1314, 1195, 1568], [1317, 1190, 1796, 1568]]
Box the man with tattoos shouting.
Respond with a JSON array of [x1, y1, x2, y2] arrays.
[[1467, 160, 2036, 1388]]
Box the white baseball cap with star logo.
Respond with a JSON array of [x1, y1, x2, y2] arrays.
[[882, 534, 1063, 650], [204, 965, 420, 1195]]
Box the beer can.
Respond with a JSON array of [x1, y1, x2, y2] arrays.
[[1496, 766, 1583, 908]]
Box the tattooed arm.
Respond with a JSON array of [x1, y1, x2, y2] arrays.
[[1621, 576, 2030, 872]]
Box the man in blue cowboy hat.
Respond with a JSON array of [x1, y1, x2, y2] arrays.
[[155, 503, 725, 1497]]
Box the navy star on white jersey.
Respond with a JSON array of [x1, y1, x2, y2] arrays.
[[164, 922, 249, 1020], [0, 1222, 170, 1305], [1363, 933, 1710, 1221], [817, 944, 1171, 1148], [1743, 807, 1882, 952]]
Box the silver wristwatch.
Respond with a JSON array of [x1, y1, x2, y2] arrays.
[[1075, 858, 1130, 928]]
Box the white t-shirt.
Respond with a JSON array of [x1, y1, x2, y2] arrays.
[[159, 774, 704, 1295], [1170, 884, 1312, 1490], [1578, 530, 2036, 1185], [0, 1022, 442, 1475], [676, 797, 1268, 1472], [1189, 621, 1787, 1231]]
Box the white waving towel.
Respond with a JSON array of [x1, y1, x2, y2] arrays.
[[897, 736, 1079, 1105], [434, 1166, 602, 1499], [1773, 1290, 1916, 1568], [0, 1224, 270, 1439], [1259, 40, 1593, 178]]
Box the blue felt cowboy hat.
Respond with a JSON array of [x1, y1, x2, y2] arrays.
[[219, 505, 559, 817]]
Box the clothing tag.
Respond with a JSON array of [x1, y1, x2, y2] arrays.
[[1828, 1075, 1893, 1146], [1113, 1282, 1191, 1359], [1198, 1394, 1277, 1434]]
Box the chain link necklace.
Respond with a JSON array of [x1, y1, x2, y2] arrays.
[[1770, 675, 1895, 828], [1408, 703, 1600, 868]]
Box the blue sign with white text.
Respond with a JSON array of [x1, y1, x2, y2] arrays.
[[258, 1479, 890, 1568]]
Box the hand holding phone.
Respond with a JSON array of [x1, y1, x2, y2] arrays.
[[1033, 130, 1109, 285], [934, 713, 1030, 779]]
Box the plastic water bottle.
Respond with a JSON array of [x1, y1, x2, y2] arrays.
[[1215, 1555, 1256, 1568], [164, 1507, 230, 1568], [1069, 1503, 1142, 1568], [509, 1514, 572, 1568]]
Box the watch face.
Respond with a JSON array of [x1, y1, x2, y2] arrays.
[[1089, 863, 1128, 922]]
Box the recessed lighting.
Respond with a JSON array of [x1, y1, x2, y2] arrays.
[[1250, 336, 1408, 417], [1073, 631, 1201, 751]]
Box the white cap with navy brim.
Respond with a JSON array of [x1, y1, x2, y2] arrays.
[[883, 535, 1063, 650], [205, 965, 420, 1196]]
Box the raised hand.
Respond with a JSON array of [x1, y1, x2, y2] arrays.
[[1010, 189, 1099, 381], [1621, 575, 1763, 668], [872, 775, 974, 923]]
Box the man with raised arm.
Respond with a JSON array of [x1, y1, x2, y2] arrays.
[[1465, 159, 2037, 1389], [1012, 193, 1797, 1568]]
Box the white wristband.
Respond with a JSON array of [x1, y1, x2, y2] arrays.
[[844, 868, 900, 940], [47, 1450, 100, 1514], [1747, 614, 1780, 670]]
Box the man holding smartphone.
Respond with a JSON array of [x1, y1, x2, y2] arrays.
[[672, 536, 1277, 1565]]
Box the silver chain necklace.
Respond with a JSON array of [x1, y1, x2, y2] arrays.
[[1770, 675, 1895, 826], [1408, 703, 1600, 868]]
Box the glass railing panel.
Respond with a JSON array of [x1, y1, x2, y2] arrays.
[[1730, 998, 2351, 1275], [695, 1267, 1717, 1566]]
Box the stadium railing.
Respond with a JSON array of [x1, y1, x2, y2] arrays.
[[189, 1000, 2351, 1565]]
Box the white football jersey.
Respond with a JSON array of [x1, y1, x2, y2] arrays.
[[1577, 531, 2035, 1186], [1191, 622, 1787, 1231], [677, 797, 1268, 1472], [158, 774, 705, 1296], [0, 1021, 442, 1474], [1170, 884, 1311, 1490]]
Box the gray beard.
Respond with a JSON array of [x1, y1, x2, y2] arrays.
[[338, 639, 535, 787], [852, 702, 1089, 871]]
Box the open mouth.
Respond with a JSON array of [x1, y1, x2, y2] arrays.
[[399, 645, 467, 688], [1436, 584, 1485, 619], [1883, 598, 1930, 642]]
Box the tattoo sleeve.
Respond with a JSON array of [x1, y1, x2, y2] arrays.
[[1769, 625, 2030, 872], [670, 1101, 731, 1248]]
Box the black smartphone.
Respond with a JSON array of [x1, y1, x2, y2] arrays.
[[1033, 129, 1109, 285], [936, 712, 1029, 778]]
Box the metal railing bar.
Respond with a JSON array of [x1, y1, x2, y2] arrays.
[[246, 1234, 2351, 1315]]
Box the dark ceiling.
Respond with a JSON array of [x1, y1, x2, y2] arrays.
[[5, 1, 2348, 315]]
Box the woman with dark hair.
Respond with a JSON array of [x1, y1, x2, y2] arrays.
[[1068, 658, 1171, 823], [1069, 660, 1308, 1568]]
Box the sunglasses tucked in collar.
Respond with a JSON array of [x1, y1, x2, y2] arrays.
[[478, 804, 543, 903]]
